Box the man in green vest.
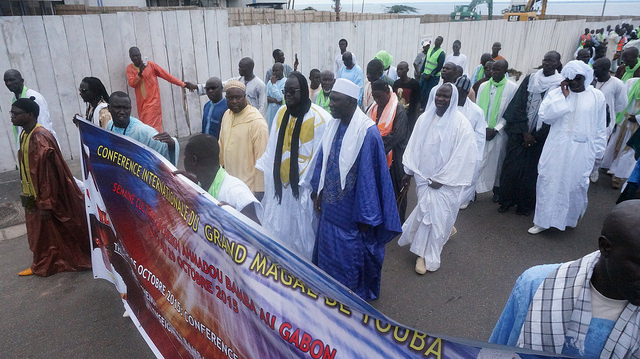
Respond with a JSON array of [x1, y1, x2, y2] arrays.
[[419, 36, 445, 110]]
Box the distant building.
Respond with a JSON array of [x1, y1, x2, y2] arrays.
[[1, 1, 62, 15], [0, 0, 220, 16]]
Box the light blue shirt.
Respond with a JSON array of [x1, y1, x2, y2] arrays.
[[490, 264, 616, 358], [265, 77, 286, 130], [107, 117, 179, 165], [338, 64, 364, 106]]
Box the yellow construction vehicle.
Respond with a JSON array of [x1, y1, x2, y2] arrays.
[[502, 0, 547, 21]]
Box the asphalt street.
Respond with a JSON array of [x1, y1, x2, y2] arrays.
[[0, 149, 621, 358]]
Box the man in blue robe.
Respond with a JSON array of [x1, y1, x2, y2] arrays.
[[490, 200, 640, 358], [201, 77, 227, 139], [311, 78, 402, 301], [106, 91, 179, 165]]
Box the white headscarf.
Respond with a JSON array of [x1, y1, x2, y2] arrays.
[[403, 83, 465, 181], [561, 60, 594, 89], [527, 69, 564, 94], [317, 106, 374, 193]]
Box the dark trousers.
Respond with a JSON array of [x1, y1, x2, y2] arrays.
[[617, 182, 639, 203], [499, 133, 546, 212], [420, 75, 440, 110]]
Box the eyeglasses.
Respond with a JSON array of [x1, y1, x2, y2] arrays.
[[78, 88, 88, 94], [284, 88, 300, 95]]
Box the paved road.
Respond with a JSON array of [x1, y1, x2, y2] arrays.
[[375, 178, 617, 341], [0, 154, 620, 357]]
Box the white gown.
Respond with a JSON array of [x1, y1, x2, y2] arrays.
[[534, 87, 607, 230], [598, 76, 629, 168], [256, 104, 330, 260], [609, 78, 639, 179], [398, 88, 478, 272], [458, 100, 486, 205]]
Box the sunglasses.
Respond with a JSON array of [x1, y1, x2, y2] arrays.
[[284, 87, 300, 95]]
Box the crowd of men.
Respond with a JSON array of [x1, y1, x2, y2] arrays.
[[5, 22, 640, 357]]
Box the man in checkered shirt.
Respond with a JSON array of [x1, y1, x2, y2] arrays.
[[490, 200, 640, 358]]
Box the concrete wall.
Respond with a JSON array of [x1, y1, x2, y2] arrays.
[[1, 10, 631, 171]]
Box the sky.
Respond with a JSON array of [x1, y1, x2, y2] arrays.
[[291, 0, 639, 16], [293, 0, 635, 5]]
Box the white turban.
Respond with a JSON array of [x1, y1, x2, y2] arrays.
[[332, 78, 360, 100], [561, 60, 594, 88]]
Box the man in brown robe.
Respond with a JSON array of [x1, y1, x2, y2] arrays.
[[12, 97, 91, 276]]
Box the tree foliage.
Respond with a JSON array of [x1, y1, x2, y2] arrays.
[[385, 4, 418, 13]]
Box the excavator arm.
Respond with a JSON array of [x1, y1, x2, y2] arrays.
[[525, 0, 547, 18], [467, 0, 494, 17], [450, 0, 493, 21]]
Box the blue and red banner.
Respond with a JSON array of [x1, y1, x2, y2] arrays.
[[78, 120, 556, 358]]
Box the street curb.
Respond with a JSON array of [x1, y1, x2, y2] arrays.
[[0, 223, 26, 241]]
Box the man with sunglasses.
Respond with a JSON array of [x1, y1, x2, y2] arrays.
[[528, 60, 607, 235], [256, 72, 330, 260]]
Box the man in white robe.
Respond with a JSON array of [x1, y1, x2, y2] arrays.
[[529, 61, 607, 234], [475, 59, 518, 202], [4, 69, 57, 149], [444, 40, 468, 76], [609, 76, 640, 187], [398, 84, 478, 274], [593, 57, 628, 182], [455, 75, 486, 209], [256, 72, 330, 260]]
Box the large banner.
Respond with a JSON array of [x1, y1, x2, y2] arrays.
[[78, 120, 557, 359]]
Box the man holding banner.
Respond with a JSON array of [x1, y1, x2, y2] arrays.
[[311, 78, 402, 301], [77, 93, 562, 359], [106, 91, 179, 166], [182, 134, 262, 223]]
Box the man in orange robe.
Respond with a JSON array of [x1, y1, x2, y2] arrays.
[[12, 97, 91, 277], [126, 46, 196, 132]]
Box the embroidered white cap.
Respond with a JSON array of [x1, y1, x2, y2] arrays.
[[332, 78, 360, 100]]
